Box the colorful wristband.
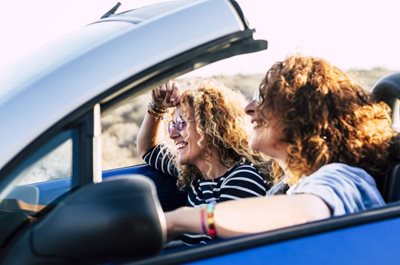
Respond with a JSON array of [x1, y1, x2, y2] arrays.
[[206, 201, 217, 238], [200, 206, 207, 235]]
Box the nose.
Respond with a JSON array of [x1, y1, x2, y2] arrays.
[[169, 127, 180, 139], [245, 100, 257, 116]]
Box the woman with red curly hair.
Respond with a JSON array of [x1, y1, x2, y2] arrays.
[[137, 80, 270, 245], [165, 55, 398, 239]]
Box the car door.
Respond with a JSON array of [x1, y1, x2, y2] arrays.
[[128, 204, 400, 265]]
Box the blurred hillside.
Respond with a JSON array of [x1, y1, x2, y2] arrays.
[[348, 67, 394, 90], [101, 68, 394, 170]]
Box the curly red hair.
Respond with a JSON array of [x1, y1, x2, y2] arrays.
[[258, 55, 397, 185]]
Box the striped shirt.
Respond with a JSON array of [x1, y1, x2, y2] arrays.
[[143, 144, 269, 245]]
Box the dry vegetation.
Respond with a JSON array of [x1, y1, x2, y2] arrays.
[[101, 68, 395, 170]]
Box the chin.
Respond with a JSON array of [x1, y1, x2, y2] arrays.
[[249, 139, 260, 152], [178, 158, 187, 165], [178, 154, 189, 165]]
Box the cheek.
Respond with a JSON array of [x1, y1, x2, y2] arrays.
[[188, 125, 200, 139]]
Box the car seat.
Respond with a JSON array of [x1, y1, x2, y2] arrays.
[[372, 72, 400, 202]]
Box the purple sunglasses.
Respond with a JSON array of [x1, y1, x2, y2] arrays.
[[168, 116, 188, 134]]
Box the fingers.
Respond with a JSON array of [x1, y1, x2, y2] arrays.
[[166, 81, 181, 106], [152, 80, 181, 108], [170, 82, 181, 106], [164, 80, 173, 104], [153, 85, 162, 101], [160, 82, 167, 97], [152, 83, 167, 105], [154, 82, 170, 99]]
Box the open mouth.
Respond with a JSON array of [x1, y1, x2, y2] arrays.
[[251, 119, 265, 129], [176, 141, 188, 150]]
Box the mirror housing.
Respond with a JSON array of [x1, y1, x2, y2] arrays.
[[1, 176, 166, 265]]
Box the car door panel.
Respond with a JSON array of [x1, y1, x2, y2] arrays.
[[188, 216, 400, 265]]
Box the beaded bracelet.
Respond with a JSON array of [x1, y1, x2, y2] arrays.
[[147, 101, 167, 120], [148, 101, 168, 113], [147, 108, 164, 120], [206, 201, 217, 238]]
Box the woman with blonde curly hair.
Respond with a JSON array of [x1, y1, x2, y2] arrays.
[[165, 55, 398, 239], [137, 80, 270, 245]]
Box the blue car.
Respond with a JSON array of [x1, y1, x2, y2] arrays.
[[0, 0, 399, 264]]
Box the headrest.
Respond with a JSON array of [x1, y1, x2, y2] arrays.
[[372, 72, 400, 131]]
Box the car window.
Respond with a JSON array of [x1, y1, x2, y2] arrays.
[[1, 130, 75, 207], [102, 92, 150, 170], [16, 138, 72, 185]]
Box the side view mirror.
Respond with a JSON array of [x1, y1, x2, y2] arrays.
[[1, 176, 166, 265]]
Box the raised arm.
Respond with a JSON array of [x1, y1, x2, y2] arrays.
[[165, 194, 330, 239], [137, 80, 181, 157]]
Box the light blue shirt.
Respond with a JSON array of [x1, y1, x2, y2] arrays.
[[284, 163, 385, 216]]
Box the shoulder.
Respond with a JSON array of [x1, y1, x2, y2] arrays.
[[288, 163, 385, 216], [219, 163, 267, 195], [307, 163, 376, 186], [290, 163, 378, 191], [216, 163, 267, 199], [143, 143, 164, 158]]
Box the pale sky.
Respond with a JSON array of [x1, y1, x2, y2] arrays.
[[1, 0, 399, 75]]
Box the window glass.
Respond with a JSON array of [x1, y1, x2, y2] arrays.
[[2, 131, 74, 207], [102, 92, 150, 170], [0, 22, 132, 103], [18, 139, 72, 185]]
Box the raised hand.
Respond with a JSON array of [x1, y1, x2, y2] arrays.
[[152, 80, 181, 109]]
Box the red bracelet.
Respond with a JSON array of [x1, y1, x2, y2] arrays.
[[206, 202, 217, 238]]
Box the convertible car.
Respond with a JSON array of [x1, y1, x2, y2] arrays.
[[1, 0, 400, 264]]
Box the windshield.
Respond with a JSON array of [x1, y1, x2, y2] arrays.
[[0, 22, 132, 105]]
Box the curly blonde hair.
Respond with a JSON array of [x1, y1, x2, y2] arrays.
[[174, 80, 270, 189], [257, 55, 398, 185]]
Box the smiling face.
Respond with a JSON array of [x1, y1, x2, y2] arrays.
[[169, 106, 204, 166], [245, 98, 288, 162]]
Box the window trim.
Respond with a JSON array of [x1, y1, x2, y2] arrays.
[[72, 104, 102, 188]]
